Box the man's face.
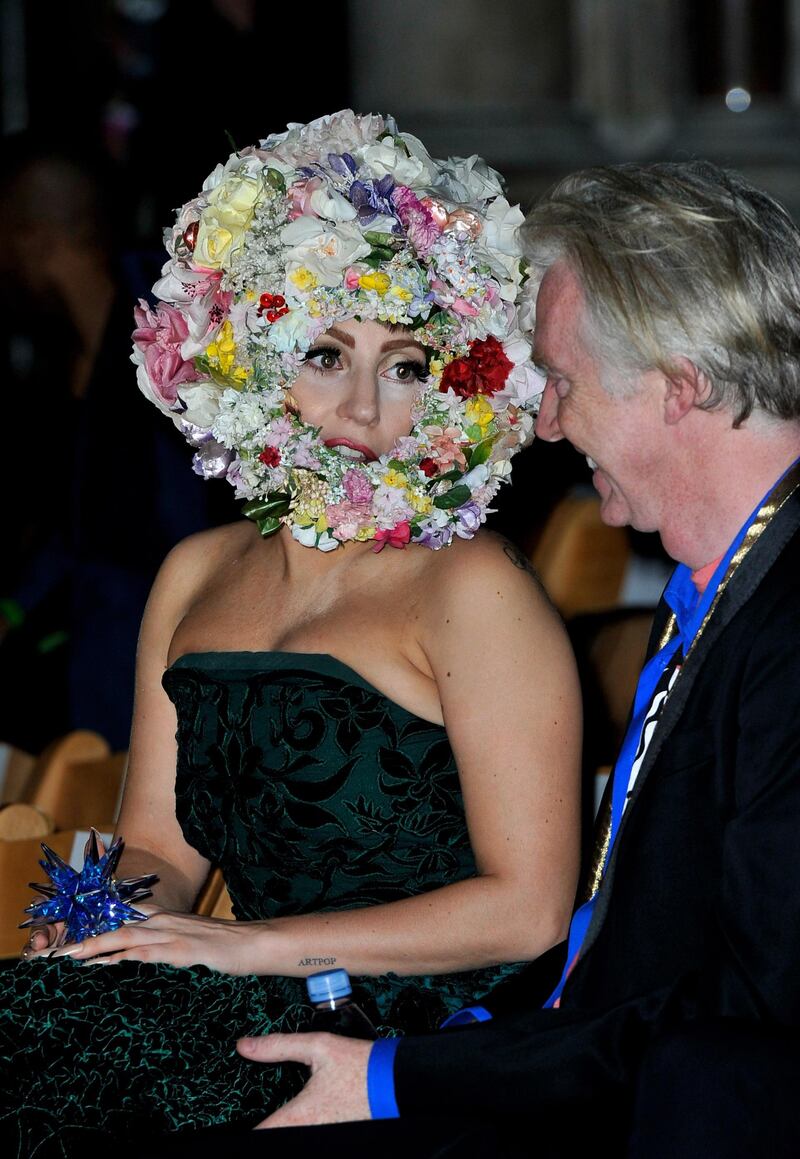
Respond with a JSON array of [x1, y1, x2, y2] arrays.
[[534, 262, 668, 533]]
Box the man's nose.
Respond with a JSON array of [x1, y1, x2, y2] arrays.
[[534, 379, 564, 442]]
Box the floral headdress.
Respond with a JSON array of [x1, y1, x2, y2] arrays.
[[132, 110, 544, 551]]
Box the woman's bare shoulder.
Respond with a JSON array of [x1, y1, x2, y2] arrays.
[[422, 531, 554, 610], [147, 520, 260, 618]]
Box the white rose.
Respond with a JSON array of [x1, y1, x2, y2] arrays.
[[308, 185, 358, 223], [179, 382, 224, 428], [361, 141, 434, 186]]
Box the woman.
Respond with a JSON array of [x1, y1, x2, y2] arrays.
[[4, 111, 580, 1146]]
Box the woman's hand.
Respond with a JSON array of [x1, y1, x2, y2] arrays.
[[28, 907, 265, 975], [21, 922, 64, 958]]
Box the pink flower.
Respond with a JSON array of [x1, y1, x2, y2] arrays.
[[451, 297, 480, 317], [132, 299, 199, 405], [392, 186, 442, 255], [344, 266, 362, 290], [325, 500, 374, 542], [424, 426, 468, 471], [372, 521, 411, 553], [287, 176, 323, 220], [342, 467, 373, 505]]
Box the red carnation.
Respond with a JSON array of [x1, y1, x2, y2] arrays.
[[419, 457, 439, 478], [440, 336, 513, 399], [258, 446, 282, 467]]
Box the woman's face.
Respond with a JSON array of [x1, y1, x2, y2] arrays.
[[290, 318, 428, 462]]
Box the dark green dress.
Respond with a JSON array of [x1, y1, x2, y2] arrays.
[[0, 652, 524, 1153]]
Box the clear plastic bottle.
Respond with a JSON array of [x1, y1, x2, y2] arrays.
[[306, 968, 377, 1040]]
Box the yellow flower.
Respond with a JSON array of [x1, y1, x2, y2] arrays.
[[206, 320, 237, 376], [389, 285, 413, 302], [355, 524, 377, 542], [289, 267, 319, 292], [359, 271, 391, 296], [382, 469, 407, 488], [429, 357, 443, 378], [409, 490, 433, 514], [465, 396, 494, 432], [193, 170, 264, 269]]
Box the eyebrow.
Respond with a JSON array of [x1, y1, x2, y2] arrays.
[[325, 327, 426, 356]]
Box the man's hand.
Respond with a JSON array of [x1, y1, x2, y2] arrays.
[[237, 1032, 373, 1129]]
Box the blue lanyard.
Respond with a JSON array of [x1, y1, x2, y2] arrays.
[[544, 463, 798, 1009]]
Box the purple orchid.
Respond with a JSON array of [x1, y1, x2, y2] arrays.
[[349, 175, 398, 226]]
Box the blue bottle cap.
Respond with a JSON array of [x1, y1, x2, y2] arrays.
[[306, 968, 353, 1003]]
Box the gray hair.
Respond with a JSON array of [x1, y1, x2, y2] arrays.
[[524, 160, 800, 425]]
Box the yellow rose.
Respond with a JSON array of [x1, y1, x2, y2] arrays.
[[194, 170, 264, 268], [359, 271, 391, 296]]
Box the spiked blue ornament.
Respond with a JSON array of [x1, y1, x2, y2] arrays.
[[20, 828, 158, 945]]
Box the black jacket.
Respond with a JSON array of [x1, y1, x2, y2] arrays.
[[393, 483, 800, 1136]]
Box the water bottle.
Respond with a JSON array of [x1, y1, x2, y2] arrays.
[[306, 968, 377, 1039]]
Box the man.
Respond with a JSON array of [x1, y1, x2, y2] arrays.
[[138, 161, 800, 1155]]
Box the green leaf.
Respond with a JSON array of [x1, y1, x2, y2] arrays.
[[465, 423, 484, 442], [467, 437, 494, 468], [266, 168, 286, 194], [363, 231, 399, 248], [363, 246, 394, 269], [425, 468, 462, 489], [242, 493, 292, 524], [387, 459, 407, 472], [433, 484, 471, 510]]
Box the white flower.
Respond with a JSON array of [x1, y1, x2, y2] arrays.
[[267, 309, 317, 353], [361, 140, 436, 186], [291, 522, 340, 551], [479, 198, 525, 297], [281, 217, 371, 286], [431, 155, 504, 204], [135, 362, 175, 418], [265, 111, 387, 167], [308, 186, 357, 223], [460, 464, 490, 491], [178, 382, 224, 428]]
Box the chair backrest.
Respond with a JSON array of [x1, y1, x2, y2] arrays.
[[193, 866, 235, 920], [24, 731, 127, 831], [532, 494, 631, 618], [0, 825, 77, 959]]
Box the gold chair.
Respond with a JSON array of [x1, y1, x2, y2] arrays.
[[532, 494, 631, 619], [0, 819, 79, 959], [24, 730, 126, 832], [193, 867, 235, 920]]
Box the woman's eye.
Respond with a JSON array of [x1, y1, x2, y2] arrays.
[[385, 360, 428, 384], [304, 347, 341, 372]]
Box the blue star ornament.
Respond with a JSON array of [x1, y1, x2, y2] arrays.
[[20, 828, 158, 945]]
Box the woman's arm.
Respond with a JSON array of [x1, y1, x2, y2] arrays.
[[47, 534, 581, 976], [112, 533, 223, 910]]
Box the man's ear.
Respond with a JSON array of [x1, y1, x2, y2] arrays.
[[663, 358, 712, 425]]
